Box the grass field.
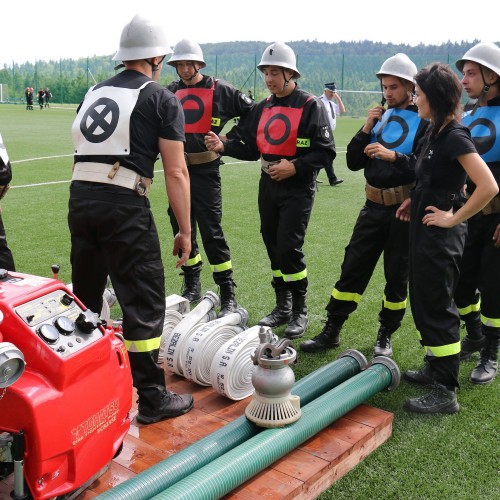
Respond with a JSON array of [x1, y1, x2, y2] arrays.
[[0, 104, 498, 499]]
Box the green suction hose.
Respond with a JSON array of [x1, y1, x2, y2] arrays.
[[96, 350, 367, 500], [151, 357, 399, 500]]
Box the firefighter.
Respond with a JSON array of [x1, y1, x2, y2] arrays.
[[300, 53, 427, 357], [205, 42, 335, 339], [453, 42, 500, 384], [166, 39, 255, 316], [398, 63, 498, 413], [69, 14, 194, 424], [0, 132, 15, 271]]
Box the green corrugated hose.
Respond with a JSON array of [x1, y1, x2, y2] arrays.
[[151, 357, 399, 500], [96, 350, 367, 500]]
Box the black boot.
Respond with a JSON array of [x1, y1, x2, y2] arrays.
[[217, 279, 237, 317], [403, 357, 435, 385], [180, 263, 202, 303], [404, 382, 459, 414], [460, 313, 486, 361], [470, 334, 500, 384], [300, 316, 343, 352], [258, 279, 292, 327], [136, 387, 194, 424], [373, 325, 395, 358], [284, 281, 308, 339]]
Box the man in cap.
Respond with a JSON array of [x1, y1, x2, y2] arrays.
[[69, 14, 193, 424], [166, 39, 255, 317], [318, 82, 345, 185], [205, 41, 335, 339], [453, 42, 500, 384], [300, 53, 427, 358]]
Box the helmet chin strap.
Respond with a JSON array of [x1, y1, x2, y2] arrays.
[[147, 56, 166, 77], [470, 65, 493, 116]]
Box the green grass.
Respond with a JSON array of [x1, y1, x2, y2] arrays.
[[0, 105, 498, 499]]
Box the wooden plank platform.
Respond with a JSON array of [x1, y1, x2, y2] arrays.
[[0, 374, 393, 500]]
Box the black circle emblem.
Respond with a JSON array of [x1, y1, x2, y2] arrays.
[[467, 118, 495, 156], [79, 97, 120, 143], [376, 115, 409, 150], [180, 95, 205, 124], [265, 113, 291, 146]]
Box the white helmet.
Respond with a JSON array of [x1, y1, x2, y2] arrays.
[[456, 42, 500, 76], [112, 14, 171, 62], [376, 53, 417, 83], [258, 42, 300, 79], [168, 39, 206, 68]]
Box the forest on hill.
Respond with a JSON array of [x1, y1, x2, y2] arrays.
[[0, 39, 483, 116]]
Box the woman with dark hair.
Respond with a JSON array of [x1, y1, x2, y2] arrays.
[[396, 62, 498, 414]]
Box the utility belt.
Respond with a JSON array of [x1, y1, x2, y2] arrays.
[[482, 194, 500, 215], [365, 182, 414, 206], [72, 162, 151, 196], [185, 151, 219, 166]]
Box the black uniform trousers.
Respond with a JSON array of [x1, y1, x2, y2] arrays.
[[168, 162, 231, 280], [409, 190, 466, 388], [68, 182, 167, 395], [326, 201, 409, 329], [454, 211, 500, 336], [258, 173, 315, 279], [0, 215, 15, 271]]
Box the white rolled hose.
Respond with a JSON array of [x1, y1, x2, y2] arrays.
[[158, 295, 191, 364], [182, 307, 249, 386], [163, 291, 220, 376], [210, 325, 277, 401]]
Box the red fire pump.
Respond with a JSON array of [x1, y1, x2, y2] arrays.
[[0, 268, 132, 499]]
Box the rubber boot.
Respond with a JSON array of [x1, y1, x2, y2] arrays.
[[300, 316, 344, 353], [373, 325, 396, 358], [460, 312, 486, 361], [470, 333, 500, 384], [404, 382, 459, 414], [180, 262, 202, 304], [284, 281, 308, 339], [258, 279, 292, 327], [217, 278, 237, 317]]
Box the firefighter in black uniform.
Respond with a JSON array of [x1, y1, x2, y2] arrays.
[[0, 132, 15, 271], [300, 53, 427, 357], [397, 63, 498, 413], [453, 42, 500, 384], [69, 14, 194, 425], [167, 39, 255, 316], [205, 41, 335, 339]]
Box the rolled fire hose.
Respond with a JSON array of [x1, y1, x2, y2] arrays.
[[97, 349, 368, 500], [152, 357, 400, 500], [183, 307, 249, 386], [158, 295, 190, 364], [163, 291, 219, 376], [210, 325, 275, 400]]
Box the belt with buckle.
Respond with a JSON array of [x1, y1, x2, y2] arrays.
[[365, 182, 414, 206]]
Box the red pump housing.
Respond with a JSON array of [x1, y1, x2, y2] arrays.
[[0, 270, 132, 499]]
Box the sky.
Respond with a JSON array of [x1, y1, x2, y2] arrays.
[[1, 0, 499, 68]]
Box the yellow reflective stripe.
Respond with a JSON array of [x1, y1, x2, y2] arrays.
[[272, 269, 284, 278], [211, 117, 221, 127], [481, 314, 500, 328], [296, 138, 310, 148], [124, 337, 161, 353], [283, 269, 307, 282], [457, 300, 481, 316], [425, 341, 461, 357], [211, 260, 232, 273], [383, 294, 407, 311], [185, 254, 202, 267], [331, 288, 361, 303]]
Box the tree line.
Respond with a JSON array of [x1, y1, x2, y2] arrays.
[[0, 39, 485, 116]]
